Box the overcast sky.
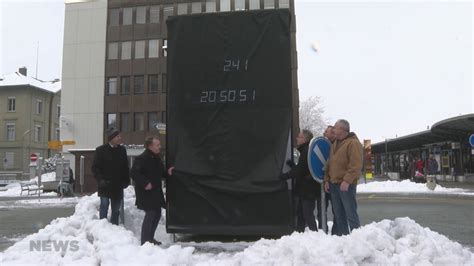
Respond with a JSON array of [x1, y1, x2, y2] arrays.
[[0, 0, 472, 143]]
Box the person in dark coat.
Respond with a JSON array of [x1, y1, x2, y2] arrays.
[[131, 136, 173, 245], [281, 129, 319, 232], [91, 127, 130, 225]]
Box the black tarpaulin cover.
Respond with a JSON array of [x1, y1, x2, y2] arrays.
[[166, 9, 294, 235]]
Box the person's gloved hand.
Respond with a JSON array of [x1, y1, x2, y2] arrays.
[[98, 179, 109, 188], [279, 173, 290, 180], [286, 160, 296, 168]]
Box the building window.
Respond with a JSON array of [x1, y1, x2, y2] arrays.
[[135, 40, 145, 59], [55, 128, 60, 140], [109, 8, 120, 26], [134, 76, 145, 94], [163, 5, 174, 23], [279, 0, 289, 8], [191, 2, 202, 13], [121, 76, 130, 95], [107, 77, 117, 95], [220, 0, 230, 11], [162, 39, 167, 57], [107, 113, 117, 129], [206, 0, 216, 12], [249, 0, 259, 10], [149, 39, 159, 58], [161, 74, 167, 93], [57, 105, 61, 118], [120, 113, 130, 132], [161, 111, 167, 123], [6, 123, 15, 141], [35, 125, 42, 142], [134, 113, 145, 131], [123, 7, 133, 25], [36, 100, 43, 114], [108, 42, 119, 60], [136, 6, 147, 24], [235, 0, 245, 11], [121, 41, 132, 60], [148, 112, 158, 130], [264, 0, 275, 9], [150, 5, 160, 23], [7, 97, 15, 112], [177, 3, 188, 15], [149, 75, 158, 93]]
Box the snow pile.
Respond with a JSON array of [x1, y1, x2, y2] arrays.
[[358, 180, 473, 195], [1, 187, 472, 265]]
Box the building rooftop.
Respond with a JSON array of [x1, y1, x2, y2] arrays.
[[0, 70, 61, 94]]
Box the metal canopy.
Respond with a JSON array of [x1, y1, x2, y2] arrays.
[[372, 114, 474, 154]]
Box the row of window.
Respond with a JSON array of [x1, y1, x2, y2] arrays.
[[108, 39, 167, 60], [4, 123, 58, 142], [6, 98, 60, 117], [107, 112, 166, 133], [106, 74, 167, 95], [108, 0, 290, 26]]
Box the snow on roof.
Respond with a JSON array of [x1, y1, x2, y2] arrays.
[[0, 72, 61, 93]]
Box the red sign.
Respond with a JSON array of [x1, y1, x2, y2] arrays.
[[30, 153, 38, 162]]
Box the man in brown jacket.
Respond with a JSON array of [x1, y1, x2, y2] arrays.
[[323, 119, 363, 235]]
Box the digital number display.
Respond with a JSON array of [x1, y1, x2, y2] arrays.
[[223, 59, 248, 72], [196, 89, 256, 104]]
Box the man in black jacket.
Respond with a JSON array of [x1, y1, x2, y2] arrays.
[[131, 136, 172, 245], [282, 129, 319, 232], [92, 128, 130, 225]]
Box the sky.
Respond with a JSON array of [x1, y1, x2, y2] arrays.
[[0, 0, 472, 143]]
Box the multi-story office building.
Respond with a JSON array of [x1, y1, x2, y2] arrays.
[[61, 0, 298, 190], [0, 67, 61, 175]]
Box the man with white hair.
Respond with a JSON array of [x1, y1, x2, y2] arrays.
[[323, 119, 363, 235]]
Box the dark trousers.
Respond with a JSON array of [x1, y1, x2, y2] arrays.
[[141, 209, 161, 245], [296, 196, 318, 232], [99, 196, 122, 225]]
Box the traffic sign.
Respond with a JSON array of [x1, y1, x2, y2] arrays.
[[469, 134, 474, 147], [62, 140, 76, 145], [48, 140, 62, 150], [30, 153, 38, 162], [308, 137, 331, 183]]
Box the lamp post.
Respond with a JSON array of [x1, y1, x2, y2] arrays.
[[22, 129, 33, 174]]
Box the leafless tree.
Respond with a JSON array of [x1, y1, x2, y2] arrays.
[[299, 96, 327, 137]]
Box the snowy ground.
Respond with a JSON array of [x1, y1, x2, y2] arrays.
[[0, 182, 473, 265], [358, 180, 474, 196]]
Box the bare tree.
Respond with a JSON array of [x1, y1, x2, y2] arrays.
[[299, 96, 327, 136]]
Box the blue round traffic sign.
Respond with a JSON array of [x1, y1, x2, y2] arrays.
[[308, 137, 331, 183], [469, 134, 474, 147]]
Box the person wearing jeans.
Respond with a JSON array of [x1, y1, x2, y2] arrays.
[[99, 196, 122, 225], [324, 119, 363, 235], [92, 127, 130, 225]]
